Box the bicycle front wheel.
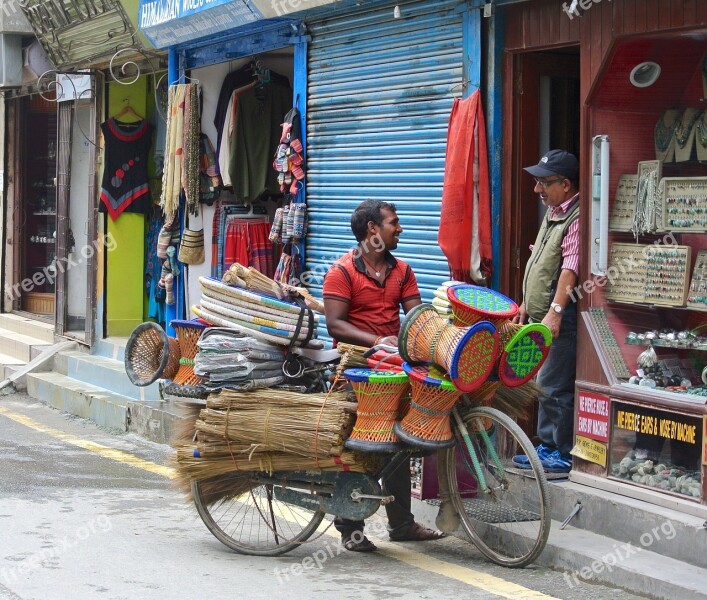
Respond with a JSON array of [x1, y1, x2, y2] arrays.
[[191, 472, 325, 556], [445, 406, 550, 568]]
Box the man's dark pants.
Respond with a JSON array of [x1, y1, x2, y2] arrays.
[[535, 304, 577, 455]]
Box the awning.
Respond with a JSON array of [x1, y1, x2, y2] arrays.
[[19, 0, 145, 70], [138, 0, 340, 48]]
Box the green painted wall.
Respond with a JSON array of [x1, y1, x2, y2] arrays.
[[105, 77, 148, 337]]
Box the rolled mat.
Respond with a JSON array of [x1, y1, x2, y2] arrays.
[[199, 277, 314, 317], [199, 298, 315, 341], [201, 286, 319, 327], [192, 305, 324, 348]]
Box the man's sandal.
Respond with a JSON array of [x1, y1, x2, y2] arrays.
[[389, 522, 446, 542], [341, 532, 377, 553]]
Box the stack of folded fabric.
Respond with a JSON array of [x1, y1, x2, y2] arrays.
[[193, 276, 322, 348], [194, 328, 286, 390], [432, 280, 464, 320]]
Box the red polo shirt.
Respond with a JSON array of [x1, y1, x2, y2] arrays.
[[323, 250, 421, 339]]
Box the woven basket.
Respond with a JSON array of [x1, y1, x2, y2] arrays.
[[124, 322, 181, 387], [170, 320, 207, 387], [398, 303, 499, 393], [496, 322, 552, 387], [343, 368, 410, 453], [393, 363, 462, 450], [447, 284, 518, 327]]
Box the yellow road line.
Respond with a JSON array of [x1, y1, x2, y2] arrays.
[[0, 406, 176, 479], [0, 405, 559, 599]]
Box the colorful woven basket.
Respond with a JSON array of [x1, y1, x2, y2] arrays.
[[446, 284, 518, 327], [124, 322, 181, 386], [497, 322, 553, 387], [343, 368, 410, 452], [170, 320, 207, 387], [398, 303, 499, 393], [393, 363, 462, 450]]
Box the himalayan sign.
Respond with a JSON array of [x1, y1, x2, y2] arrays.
[[575, 391, 609, 442], [138, 0, 340, 48]]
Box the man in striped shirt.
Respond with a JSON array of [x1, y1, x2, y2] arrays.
[[512, 149, 580, 474]]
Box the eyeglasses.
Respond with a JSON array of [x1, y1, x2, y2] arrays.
[[533, 177, 566, 189]]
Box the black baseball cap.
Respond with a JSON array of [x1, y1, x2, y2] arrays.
[[524, 149, 579, 180]]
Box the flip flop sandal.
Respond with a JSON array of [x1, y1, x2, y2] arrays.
[[290, 138, 303, 154], [341, 533, 377, 553], [389, 522, 446, 542]]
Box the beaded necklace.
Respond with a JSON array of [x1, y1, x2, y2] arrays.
[[696, 111, 707, 149], [654, 110, 681, 152], [674, 109, 701, 149]]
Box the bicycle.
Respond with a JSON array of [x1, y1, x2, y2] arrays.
[[189, 348, 550, 568]]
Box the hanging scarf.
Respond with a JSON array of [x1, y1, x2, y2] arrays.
[[160, 83, 200, 221], [438, 90, 493, 284]]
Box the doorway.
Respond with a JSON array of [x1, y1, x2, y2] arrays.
[[506, 48, 580, 304]]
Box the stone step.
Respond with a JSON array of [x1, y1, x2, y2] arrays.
[[549, 476, 707, 570], [26, 371, 186, 445], [92, 337, 129, 362], [55, 350, 162, 402], [0, 326, 53, 362], [0, 352, 25, 380], [26, 371, 130, 433], [0, 313, 55, 344]]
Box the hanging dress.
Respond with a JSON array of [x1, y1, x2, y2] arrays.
[[99, 118, 153, 219]]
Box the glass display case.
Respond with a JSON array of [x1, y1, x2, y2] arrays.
[[21, 104, 57, 315]]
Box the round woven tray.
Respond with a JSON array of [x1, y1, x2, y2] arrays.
[[446, 284, 518, 327], [497, 323, 552, 387], [124, 322, 180, 387]]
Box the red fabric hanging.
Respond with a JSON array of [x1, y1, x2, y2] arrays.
[[438, 91, 493, 284]]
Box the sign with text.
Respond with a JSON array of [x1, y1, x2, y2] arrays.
[[571, 435, 607, 468], [138, 0, 340, 48], [575, 391, 610, 442], [613, 403, 700, 445]]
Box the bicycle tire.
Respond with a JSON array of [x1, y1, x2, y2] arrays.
[[444, 406, 551, 568], [191, 472, 326, 556]]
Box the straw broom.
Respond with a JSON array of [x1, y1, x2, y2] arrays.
[[223, 263, 325, 313]]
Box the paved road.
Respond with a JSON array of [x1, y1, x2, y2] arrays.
[[0, 394, 647, 600]]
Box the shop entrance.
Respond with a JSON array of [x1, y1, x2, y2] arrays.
[[508, 48, 580, 304], [16, 95, 59, 321]]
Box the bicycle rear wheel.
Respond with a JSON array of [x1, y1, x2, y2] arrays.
[[191, 472, 325, 556], [445, 406, 550, 567]]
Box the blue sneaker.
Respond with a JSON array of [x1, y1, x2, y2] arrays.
[[512, 443, 555, 468], [539, 450, 572, 473]]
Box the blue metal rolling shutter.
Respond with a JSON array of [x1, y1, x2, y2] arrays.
[[304, 0, 465, 312]]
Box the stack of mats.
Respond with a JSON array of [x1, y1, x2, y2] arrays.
[[432, 280, 464, 320], [193, 277, 322, 348], [194, 327, 287, 390]]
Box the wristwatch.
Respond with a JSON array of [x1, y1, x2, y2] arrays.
[[550, 302, 563, 314]]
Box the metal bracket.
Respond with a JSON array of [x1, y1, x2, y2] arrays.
[[560, 500, 582, 530]]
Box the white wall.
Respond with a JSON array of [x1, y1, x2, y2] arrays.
[[185, 53, 293, 311]]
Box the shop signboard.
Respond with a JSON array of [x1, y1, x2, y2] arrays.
[[571, 391, 610, 467], [138, 0, 340, 48], [576, 391, 610, 442]]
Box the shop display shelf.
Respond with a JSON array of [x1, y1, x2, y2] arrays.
[[624, 337, 707, 352]]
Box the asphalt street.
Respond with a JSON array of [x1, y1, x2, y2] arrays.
[[0, 394, 649, 600]]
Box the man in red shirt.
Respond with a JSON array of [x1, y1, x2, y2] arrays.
[[323, 199, 444, 552]]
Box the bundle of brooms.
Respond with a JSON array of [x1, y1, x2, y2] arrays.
[[222, 263, 325, 313], [172, 388, 385, 502]]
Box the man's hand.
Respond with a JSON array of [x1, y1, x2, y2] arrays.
[[513, 302, 528, 325], [377, 335, 398, 348], [541, 309, 562, 338]]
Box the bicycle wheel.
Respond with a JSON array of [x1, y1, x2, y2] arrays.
[[191, 472, 326, 556], [444, 406, 550, 567]]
